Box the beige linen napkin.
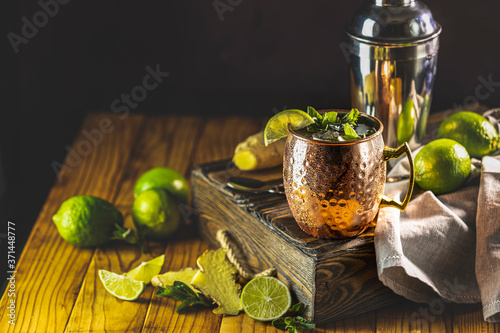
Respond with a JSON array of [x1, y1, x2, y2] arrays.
[[375, 109, 500, 322]]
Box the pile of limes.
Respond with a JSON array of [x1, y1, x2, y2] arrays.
[[414, 111, 498, 195], [52, 167, 188, 248], [132, 167, 188, 240]]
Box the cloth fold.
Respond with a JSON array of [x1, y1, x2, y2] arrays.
[[375, 109, 500, 322]]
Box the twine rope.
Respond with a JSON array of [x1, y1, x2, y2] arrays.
[[216, 229, 276, 280]]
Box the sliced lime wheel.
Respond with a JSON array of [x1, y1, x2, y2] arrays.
[[264, 110, 314, 146], [240, 276, 292, 321]]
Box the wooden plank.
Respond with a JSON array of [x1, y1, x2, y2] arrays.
[[220, 314, 278, 333], [64, 115, 209, 332], [452, 303, 500, 333], [375, 300, 452, 332], [0, 113, 145, 333], [141, 115, 263, 332], [316, 312, 376, 332], [187, 116, 265, 333]]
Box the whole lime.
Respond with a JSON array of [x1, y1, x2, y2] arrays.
[[437, 111, 499, 158], [132, 188, 181, 239], [133, 167, 189, 204], [415, 139, 471, 195], [52, 196, 123, 247]]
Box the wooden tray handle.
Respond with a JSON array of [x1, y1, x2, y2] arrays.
[[216, 229, 276, 280]]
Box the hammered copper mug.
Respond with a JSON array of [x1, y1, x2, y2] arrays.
[[283, 111, 414, 239]]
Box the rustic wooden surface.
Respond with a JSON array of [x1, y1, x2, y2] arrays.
[[0, 111, 498, 332]]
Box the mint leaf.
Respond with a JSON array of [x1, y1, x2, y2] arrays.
[[295, 316, 316, 330], [343, 123, 360, 140], [272, 318, 288, 330], [271, 317, 315, 333], [321, 111, 338, 127], [306, 122, 327, 133], [156, 281, 211, 312], [307, 106, 322, 121], [341, 108, 359, 125], [290, 302, 305, 316]]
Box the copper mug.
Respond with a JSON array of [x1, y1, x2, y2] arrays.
[[283, 111, 414, 239]]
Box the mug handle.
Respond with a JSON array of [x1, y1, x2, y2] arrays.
[[379, 142, 415, 211]]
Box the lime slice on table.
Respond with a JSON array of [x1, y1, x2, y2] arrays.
[[264, 110, 314, 146], [99, 269, 146, 301], [124, 254, 165, 284], [240, 276, 292, 321]]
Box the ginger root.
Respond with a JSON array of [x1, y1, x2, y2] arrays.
[[233, 131, 285, 171], [151, 267, 199, 292], [191, 248, 243, 315]]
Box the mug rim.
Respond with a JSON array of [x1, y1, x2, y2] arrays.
[[288, 109, 384, 146]]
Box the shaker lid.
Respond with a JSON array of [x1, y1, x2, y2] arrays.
[[346, 0, 441, 44]]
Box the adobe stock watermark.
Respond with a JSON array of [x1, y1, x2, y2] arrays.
[[452, 73, 500, 112], [272, 105, 289, 115], [408, 277, 469, 326], [429, 73, 500, 138], [51, 64, 170, 181], [213, 0, 243, 22], [7, 0, 71, 54]]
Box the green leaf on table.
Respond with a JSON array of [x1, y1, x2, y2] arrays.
[[295, 316, 316, 330], [272, 302, 315, 332], [272, 317, 288, 330], [156, 281, 211, 312], [290, 302, 305, 316]]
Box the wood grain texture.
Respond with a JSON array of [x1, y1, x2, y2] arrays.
[[2, 111, 500, 332], [192, 159, 400, 324], [452, 303, 500, 333], [375, 299, 453, 332], [220, 314, 278, 333], [65, 115, 210, 332], [0, 113, 145, 333]]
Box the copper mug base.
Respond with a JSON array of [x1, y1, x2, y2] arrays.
[[283, 110, 414, 239]]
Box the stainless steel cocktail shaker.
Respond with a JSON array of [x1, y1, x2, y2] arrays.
[[345, 0, 441, 149]]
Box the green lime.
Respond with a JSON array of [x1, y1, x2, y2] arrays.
[[134, 167, 189, 204], [415, 139, 471, 195], [52, 195, 123, 247], [397, 99, 415, 145], [240, 276, 292, 322], [264, 110, 314, 146], [132, 188, 181, 240], [124, 254, 165, 284], [98, 269, 146, 301], [437, 111, 499, 158]]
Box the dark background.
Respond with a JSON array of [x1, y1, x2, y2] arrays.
[[0, 0, 499, 270]]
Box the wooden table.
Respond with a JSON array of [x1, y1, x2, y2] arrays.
[[1, 112, 498, 332]]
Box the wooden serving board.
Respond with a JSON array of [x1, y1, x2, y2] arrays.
[[191, 160, 402, 324]]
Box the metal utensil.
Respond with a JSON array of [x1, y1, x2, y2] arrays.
[[227, 177, 285, 194]]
